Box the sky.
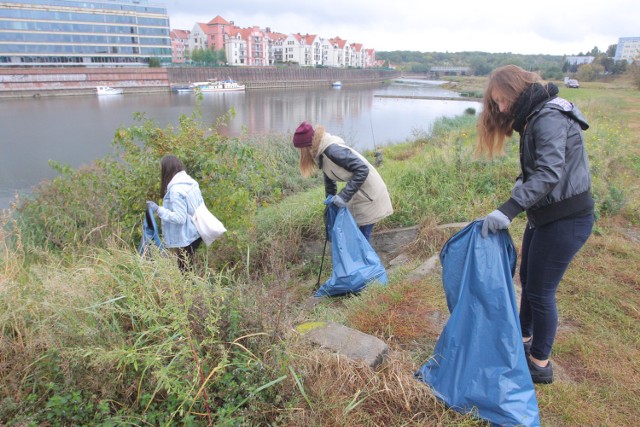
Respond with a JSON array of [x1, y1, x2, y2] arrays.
[[164, 0, 638, 56]]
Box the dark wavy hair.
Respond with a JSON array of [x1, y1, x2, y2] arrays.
[[160, 155, 185, 196]]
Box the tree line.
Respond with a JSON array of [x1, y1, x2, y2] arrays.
[[376, 45, 631, 82]]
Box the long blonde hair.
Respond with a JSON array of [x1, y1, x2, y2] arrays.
[[298, 125, 325, 177], [476, 65, 541, 158]]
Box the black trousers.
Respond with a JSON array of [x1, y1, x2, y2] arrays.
[[519, 214, 594, 360], [176, 237, 203, 272]]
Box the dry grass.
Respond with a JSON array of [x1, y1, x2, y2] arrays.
[[276, 342, 486, 426], [279, 78, 640, 426]]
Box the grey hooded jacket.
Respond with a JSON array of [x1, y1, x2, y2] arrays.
[[499, 97, 594, 226]]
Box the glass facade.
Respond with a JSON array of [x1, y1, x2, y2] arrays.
[[0, 0, 171, 66]]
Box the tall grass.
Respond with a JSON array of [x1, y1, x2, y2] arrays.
[[1, 78, 639, 425]]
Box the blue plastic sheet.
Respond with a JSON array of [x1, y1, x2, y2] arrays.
[[314, 203, 387, 297], [138, 206, 165, 256], [415, 221, 540, 426]]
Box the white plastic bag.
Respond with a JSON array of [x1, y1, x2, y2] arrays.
[[191, 202, 226, 246]]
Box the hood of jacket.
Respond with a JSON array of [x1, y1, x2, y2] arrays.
[[538, 97, 589, 131], [167, 171, 198, 192]]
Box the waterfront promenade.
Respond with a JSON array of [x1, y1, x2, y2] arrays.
[[0, 67, 401, 98]]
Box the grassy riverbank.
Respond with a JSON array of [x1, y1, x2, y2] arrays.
[[1, 77, 639, 425]]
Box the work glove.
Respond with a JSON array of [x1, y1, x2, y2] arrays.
[[481, 209, 511, 238], [331, 194, 348, 208], [146, 201, 159, 213]]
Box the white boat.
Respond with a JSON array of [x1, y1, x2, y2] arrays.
[[190, 79, 245, 92], [171, 85, 194, 93], [332, 81, 342, 88], [96, 86, 123, 95]]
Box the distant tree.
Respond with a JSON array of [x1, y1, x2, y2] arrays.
[[577, 63, 604, 81], [606, 44, 617, 58], [631, 63, 640, 90], [542, 66, 563, 81], [191, 48, 204, 65], [611, 60, 628, 75], [410, 63, 429, 73], [148, 57, 161, 68], [595, 55, 614, 73], [217, 49, 227, 65], [589, 46, 601, 57], [469, 56, 492, 76]]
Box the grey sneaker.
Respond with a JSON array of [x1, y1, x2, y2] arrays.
[[527, 357, 554, 384]]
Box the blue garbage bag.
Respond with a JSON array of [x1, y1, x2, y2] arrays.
[[138, 206, 165, 256], [314, 202, 387, 297], [415, 221, 540, 426]]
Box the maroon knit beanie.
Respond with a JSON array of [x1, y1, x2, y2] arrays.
[[293, 121, 314, 148]]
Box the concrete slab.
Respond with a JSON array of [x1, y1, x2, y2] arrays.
[[296, 322, 388, 369]]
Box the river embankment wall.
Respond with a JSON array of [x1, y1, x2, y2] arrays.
[[0, 67, 401, 98]]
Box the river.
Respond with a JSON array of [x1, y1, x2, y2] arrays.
[[0, 79, 480, 209]]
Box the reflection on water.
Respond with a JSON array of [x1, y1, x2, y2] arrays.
[[0, 81, 480, 209]]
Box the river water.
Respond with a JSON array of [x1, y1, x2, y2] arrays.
[[0, 79, 480, 209]]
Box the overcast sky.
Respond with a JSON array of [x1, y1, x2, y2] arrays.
[[164, 0, 637, 56]]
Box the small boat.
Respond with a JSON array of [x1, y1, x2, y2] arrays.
[[96, 86, 123, 95], [171, 85, 194, 93], [190, 79, 245, 92], [332, 81, 342, 88]]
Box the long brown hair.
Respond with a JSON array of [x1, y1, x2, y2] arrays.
[[160, 155, 185, 196], [298, 125, 326, 177], [476, 65, 541, 158]]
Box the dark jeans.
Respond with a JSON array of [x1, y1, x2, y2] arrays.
[[177, 237, 203, 272], [519, 214, 594, 360], [359, 223, 375, 242]]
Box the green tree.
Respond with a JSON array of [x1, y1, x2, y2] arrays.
[[218, 49, 227, 65], [191, 47, 204, 65], [606, 44, 617, 58], [576, 63, 604, 81]]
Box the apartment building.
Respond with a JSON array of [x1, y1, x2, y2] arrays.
[[170, 29, 190, 63], [614, 36, 640, 63], [182, 15, 375, 68], [0, 0, 171, 67]]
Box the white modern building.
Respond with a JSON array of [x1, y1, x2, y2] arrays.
[[565, 56, 595, 65], [0, 0, 172, 67], [614, 37, 640, 63]]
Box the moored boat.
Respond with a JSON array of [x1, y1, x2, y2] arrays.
[[171, 85, 194, 93], [190, 79, 245, 92], [96, 86, 123, 95], [332, 81, 342, 88]]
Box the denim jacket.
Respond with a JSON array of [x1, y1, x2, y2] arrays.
[[156, 171, 204, 248]]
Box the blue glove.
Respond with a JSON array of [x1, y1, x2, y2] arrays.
[[481, 209, 511, 238], [146, 201, 159, 213], [331, 194, 348, 208]]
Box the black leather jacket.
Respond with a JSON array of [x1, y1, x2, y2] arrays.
[[499, 97, 594, 226]]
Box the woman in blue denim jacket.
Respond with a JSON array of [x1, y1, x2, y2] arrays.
[[147, 155, 204, 271]]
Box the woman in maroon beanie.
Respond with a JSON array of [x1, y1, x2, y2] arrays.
[[292, 121, 393, 241]]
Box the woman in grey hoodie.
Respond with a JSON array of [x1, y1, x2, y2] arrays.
[[147, 155, 204, 271]]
